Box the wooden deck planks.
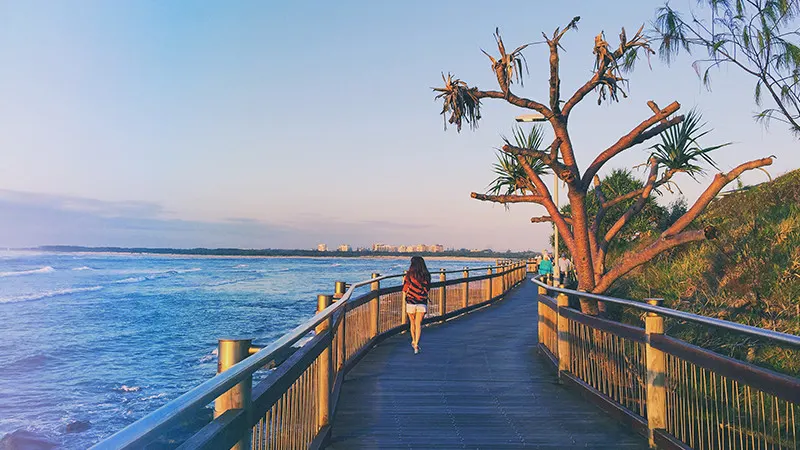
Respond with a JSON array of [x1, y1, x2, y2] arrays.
[[327, 277, 648, 449]]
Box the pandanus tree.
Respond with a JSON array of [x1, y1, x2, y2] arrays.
[[433, 18, 774, 315]]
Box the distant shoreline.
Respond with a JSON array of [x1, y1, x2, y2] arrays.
[[19, 245, 537, 260]]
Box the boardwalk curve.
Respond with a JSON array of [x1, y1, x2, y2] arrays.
[[327, 277, 647, 449]]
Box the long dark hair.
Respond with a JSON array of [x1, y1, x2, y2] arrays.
[[407, 256, 430, 283]]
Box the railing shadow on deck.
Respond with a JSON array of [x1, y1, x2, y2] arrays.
[[91, 261, 528, 450], [534, 277, 800, 450]]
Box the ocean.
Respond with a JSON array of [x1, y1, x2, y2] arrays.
[[0, 250, 490, 448]]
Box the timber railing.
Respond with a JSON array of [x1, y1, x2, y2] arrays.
[[93, 261, 528, 449], [533, 277, 800, 450]]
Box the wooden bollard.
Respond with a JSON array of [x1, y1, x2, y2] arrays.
[[215, 338, 253, 450], [370, 273, 380, 338], [644, 298, 666, 448], [334, 281, 347, 300], [401, 271, 408, 325], [438, 269, 446, 318], [461, 267, 469, 308], [316, 294, 333, 432], [486, 267, 493, 301], [537, 285, 547, 346], [556, 292, 570, 383]]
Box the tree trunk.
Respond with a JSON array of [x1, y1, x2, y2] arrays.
[[567, 189, 601, 315]]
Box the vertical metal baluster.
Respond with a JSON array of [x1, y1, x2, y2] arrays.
[[688, 364, 699, 448], [305, 369, 311, 447], [298, 372, 304, 449], [584, 324, 590, 384], [788, 398, 794, 450], [275, 401, 280, 450], [746, 385, 754, 450], [711, 373, 720, 449], [758, 390, 769, 449], [734, 380, 744, 450], [704, 369, 712, 450], [275, 396, 282, 450], [287, 383, 294, 450], [773, 396, 780, 450], [682, 359, 690, 445]]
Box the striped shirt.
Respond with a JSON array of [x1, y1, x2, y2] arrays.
[[402, 274, 430, 304]]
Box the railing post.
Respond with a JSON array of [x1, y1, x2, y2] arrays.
[[486, 267, 492, 301], [334, 281, 347, 300], [537, 284, 547, 347], [316, 294, 332, 434], [332, 282, 346, 370], [644, 298, 666, 448], [370, 273, 380, 338], [462, 267, 469, 308], [438, 269, 446, 318], [401, 271, 408, 326], [556, 292, 570, 383], [215, 338, 253, 450]]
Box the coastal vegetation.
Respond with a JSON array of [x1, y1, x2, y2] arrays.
[[610, 169, 800, 375], [433, 18, 773, 315]]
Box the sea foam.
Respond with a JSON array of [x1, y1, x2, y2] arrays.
[[0, 266, 56, 277], [0, 286, 103, 304]]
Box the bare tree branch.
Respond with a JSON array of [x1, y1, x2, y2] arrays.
[[594, 229, 707, 292], [582, 101, 682, 188], [470, 192, 545, 203], [663, 157, 775, 237], [531, 215, 573, 224], [517, 156, 577, 254], [502, 144, 574, 182]]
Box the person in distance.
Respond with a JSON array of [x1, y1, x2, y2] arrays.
[[402, 256, 430, 354]]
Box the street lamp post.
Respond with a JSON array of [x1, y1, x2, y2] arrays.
[[515, 114, 559, 284]]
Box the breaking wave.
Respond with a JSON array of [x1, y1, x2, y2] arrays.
[[113, 268, 202, 284], [0, 286, 103, 304], [0, 266, 55, 277]]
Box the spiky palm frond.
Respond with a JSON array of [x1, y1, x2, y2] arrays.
[[487, 125, 550, 196], [481, 28, 531, 92], [433, 73, 481, 132], [649, 110, 729, 180]]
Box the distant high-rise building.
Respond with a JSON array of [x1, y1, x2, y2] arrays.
[[372, 243, 396, 252], [430, 244, 444, 253], [317, 243, 328, 252], [337, 244, 351, 252]]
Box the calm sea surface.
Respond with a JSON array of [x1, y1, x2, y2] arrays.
[[0, 251, 490, 448]]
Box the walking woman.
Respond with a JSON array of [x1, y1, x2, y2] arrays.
[[402, 256, 430, 354]]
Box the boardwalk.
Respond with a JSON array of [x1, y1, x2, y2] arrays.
[[327, 277, 647, 449]]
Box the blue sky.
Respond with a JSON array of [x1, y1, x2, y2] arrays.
[[0, 1, 797, 251]]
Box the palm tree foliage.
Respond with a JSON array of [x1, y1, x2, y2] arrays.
[[487, 125, 550, 196], [653, 0, 800, 135], [433, 73, 481, 131], [649, 110, 729, 181]]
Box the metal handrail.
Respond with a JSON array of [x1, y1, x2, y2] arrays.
[[531, 277, 800, 348], [385, 263, 513, 278], [92, 273, 397, 449], [94, 264, 518, 448]]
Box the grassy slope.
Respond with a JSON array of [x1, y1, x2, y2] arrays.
[[608, 169, 800, 375]]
